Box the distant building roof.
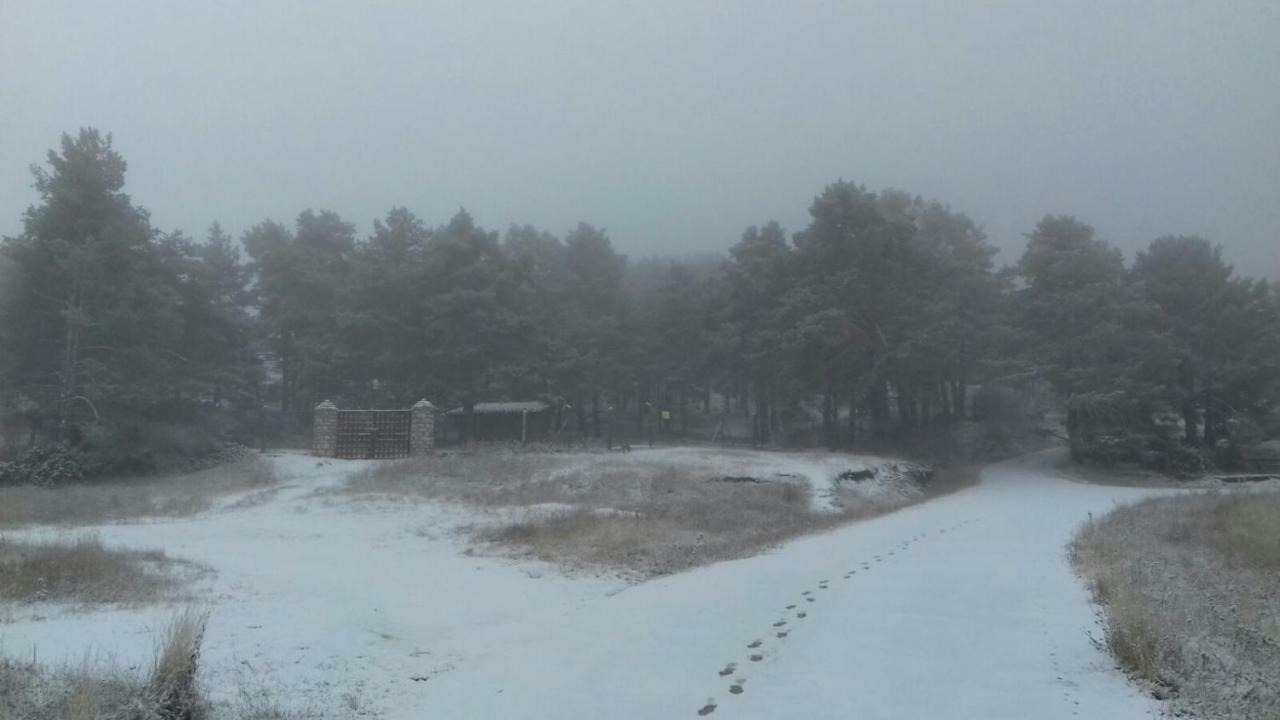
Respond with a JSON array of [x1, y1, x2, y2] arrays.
[[444, 401, 551, 416]]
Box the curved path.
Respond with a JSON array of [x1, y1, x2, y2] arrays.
[[415, 452, 1166, 719]]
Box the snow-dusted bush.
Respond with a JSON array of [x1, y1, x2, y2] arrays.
[[0, 444, 86, 487], [0, 456, 277, 528]]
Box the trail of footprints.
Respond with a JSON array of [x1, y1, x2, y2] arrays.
[[694, 518, 979, 715]]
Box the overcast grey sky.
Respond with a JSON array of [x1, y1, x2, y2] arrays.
[[2, 1, 1277, 275]]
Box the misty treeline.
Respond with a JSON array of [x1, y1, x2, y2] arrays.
[[1, 129, 1277, 479]]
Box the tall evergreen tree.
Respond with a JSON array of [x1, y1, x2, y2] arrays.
[[0, 129, 185, 456]]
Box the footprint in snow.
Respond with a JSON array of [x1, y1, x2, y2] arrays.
[[747, 640, 762, 649], [786, 604, 796, 609], [749, 654, 764, 662], [776, 630, 789, 638], [802, 590, 811, 596], [729, 681, 745, 695], [718, 663, 736, 677], [805, 597, 815, 603], [697, 700, 717, 715], [797, 611, 807, 619], [773, 620, 787, 627]]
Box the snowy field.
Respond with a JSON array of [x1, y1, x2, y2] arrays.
[[1, 448, 1167, 719]]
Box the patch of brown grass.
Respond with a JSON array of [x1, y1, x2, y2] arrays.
[[1070, 491, 1280, 719], [0, 457, 278, 529], [351, 450, 974, 577], [0, 535, 188, 605], [1210, 498, 1280, 571], [477, 472, 819, 576]]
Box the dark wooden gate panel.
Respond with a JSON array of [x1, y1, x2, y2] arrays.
[[334, 410, 411, 459]]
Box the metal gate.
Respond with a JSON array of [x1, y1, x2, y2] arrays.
[[334, 410, 412, 459]]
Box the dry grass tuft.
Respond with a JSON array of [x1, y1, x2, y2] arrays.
[[0, 608, 210, 720], [146, 608, 211, 720], [0, 457, 278, 529], [0, 656, 140, 720], [1071, 491, 1280, 720], [0, 534, 188, 605]]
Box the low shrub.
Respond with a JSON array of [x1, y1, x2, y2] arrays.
[[0, 456, 278, 528], [0, 444, 86, 487], [1142, 441, 1211, 478]]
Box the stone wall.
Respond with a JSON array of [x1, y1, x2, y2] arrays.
[[312, 399, 435, 458], [312, 400, 338, 457], [410, 399, 436, 455]]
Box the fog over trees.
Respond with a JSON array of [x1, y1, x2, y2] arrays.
[[2, 129, 1276, 479]]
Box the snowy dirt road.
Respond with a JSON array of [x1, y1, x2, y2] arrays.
[[3, 450, 1167, 719]]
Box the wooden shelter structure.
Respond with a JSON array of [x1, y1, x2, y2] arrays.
[[443, 401, 553, 443]]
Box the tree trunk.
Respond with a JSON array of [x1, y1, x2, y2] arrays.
[[896, 383, 911, 436], [821, 388, 834, 449], [58, 258, 89, 445], [753, 381, 770, 446], [591, 393, 601, 438], [769, 387, 780, 442], [1203, 386, 1223, 447], [868, 381, 889, 442], [847, 391, 857, 447], [1181, 372, 1199, 445], [280, 331, 295, 435], [462, 401, 474, 443], [1182, 399, 1199, 446]]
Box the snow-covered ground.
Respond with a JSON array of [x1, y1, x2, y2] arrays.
[[1, 449, 1166, 719]]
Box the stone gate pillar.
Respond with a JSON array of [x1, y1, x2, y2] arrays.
[[410, 399, 436, 455], [313, 400, 338, 457]]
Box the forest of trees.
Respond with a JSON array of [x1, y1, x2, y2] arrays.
[[2, 129, 1277, 479]]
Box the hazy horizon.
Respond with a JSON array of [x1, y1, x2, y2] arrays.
[[2, 1, 1277, 274]]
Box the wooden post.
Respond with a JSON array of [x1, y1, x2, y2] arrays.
[[521, 409, 528, 444]]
